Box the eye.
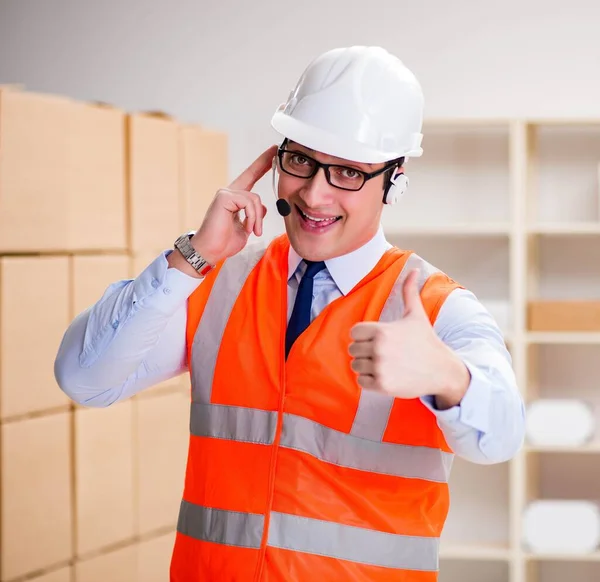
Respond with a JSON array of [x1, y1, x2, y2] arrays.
[[334, 167, 362, 180], [290, 153, 311, 166]]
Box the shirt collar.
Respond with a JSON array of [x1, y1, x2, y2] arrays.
[[287, 225, 391, 295]]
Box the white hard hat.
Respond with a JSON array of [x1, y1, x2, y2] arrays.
[[271, 46, 424, 164]]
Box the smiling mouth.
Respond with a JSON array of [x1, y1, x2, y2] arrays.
[[296, 205, 342, 227]]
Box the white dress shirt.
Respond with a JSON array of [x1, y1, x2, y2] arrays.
[[54, 227, 525, 464]]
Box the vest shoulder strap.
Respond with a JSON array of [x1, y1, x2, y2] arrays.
[[380, 251, 464, 324], [185, 236, 280, 365]]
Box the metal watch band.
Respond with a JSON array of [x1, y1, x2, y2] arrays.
[[174, 232, 214, 276]]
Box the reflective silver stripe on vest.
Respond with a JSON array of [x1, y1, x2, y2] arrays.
[[267, 511, 439, 572], [191, 241, 268, 404], [190, 402, 277, 445], [177, 502, 439, 571], [177, 499, 264, 549], [378, 253, 438, 323], [350, 253, 440, 440], [350, 390, 394, 441], [280, 413, 453, 483]]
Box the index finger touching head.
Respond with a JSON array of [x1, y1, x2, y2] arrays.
[[229, 144, 279, 192]]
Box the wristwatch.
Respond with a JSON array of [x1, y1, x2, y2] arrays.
[[173, 232, 215, 276]]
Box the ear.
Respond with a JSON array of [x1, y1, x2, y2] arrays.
[[383, 171, 409, 205]]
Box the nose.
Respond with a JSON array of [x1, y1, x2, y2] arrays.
[[300, 167, 335, 208]]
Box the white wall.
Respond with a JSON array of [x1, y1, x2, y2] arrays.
[[2, 0, 600, 237]]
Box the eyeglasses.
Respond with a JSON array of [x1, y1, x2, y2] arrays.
[[277, 147, 401, 192]]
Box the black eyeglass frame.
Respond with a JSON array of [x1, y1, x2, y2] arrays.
[[277, 140, 403, 192]]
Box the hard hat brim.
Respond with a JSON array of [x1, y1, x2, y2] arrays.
[[271, 111, 421, 164]]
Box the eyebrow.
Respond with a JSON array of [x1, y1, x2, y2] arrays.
[[288, 142, 374, 170]]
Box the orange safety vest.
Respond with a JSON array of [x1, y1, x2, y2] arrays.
[[170, 234, 462, 582]]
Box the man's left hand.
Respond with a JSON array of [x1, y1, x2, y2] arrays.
[[349, 269, 471, 407]]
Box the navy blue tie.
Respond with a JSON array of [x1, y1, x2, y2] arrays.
[[286, 260, 326, 358]]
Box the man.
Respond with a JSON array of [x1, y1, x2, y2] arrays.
[[55, 46, 525, 581]]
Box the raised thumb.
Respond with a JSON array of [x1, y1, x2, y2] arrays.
[[402, 269, 426, 318]]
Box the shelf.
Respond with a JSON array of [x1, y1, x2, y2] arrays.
[[391, 117, 600, 582], [425, 118, 600, 127], [385, 223, 511, 236], [528, 124, 600, 226], [423, 118, 511, 127], [526, 332, 600, 344], [383, 121, 510, 227], [439, 543, 512, 561], [528, 222, 600, 235], [525, 442, 600, 454], [526, 118, 600, 126], [384, 222, 600, 236], [525, 552, 600, 562]]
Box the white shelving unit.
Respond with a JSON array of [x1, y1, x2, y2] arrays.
[[381, 118, 600, 582]]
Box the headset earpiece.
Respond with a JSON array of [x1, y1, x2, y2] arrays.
[[383, 171, 409, 205]]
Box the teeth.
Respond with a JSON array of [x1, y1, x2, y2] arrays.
[[300, 208, 337, 222]]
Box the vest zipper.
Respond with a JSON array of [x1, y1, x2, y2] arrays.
[[253, 269, 288, 582]]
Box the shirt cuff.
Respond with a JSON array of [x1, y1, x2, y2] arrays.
[[132, 250, 205, 315], [420, 361, 492, 434]]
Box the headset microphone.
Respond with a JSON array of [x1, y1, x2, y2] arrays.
[[276, 198, 291, 217], [272, 155, 292, 217]]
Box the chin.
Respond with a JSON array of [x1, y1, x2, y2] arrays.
[[286, 231, 337, 262], [284, 204, 353, 261]]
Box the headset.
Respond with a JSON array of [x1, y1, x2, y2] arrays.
[[383, 170, 409, 206], [272, 156, 291, 216], [271, 154, 409, 216]]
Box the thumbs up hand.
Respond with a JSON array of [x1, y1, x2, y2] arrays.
[[349, 269, 470, 405]]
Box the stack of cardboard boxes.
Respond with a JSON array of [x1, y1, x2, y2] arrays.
[[0, 85, 228, 582]]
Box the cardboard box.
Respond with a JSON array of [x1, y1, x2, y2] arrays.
[[32, 566, 73, 582], [527, 300, 600, 332], [137, 532, 176, 582], [0, 256, 71, 419], [127, 112, 182, 253], [0, 86, 127, 252], [135, 391, 189, 534], [72, 254, 131, 317], [67, 100, 127, 250], [75, 400, 135, 555], [74, 545, 137, 582], [0, 86, 70, 252], [1, 412, 72, 580], [180, 125, 228, 232]]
